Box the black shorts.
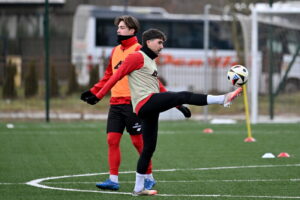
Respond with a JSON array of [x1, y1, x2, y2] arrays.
[[106, 104, 142, 135]]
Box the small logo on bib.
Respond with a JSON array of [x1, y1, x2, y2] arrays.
[[114, 61, 123, 69], [152, 70, 158, 77]]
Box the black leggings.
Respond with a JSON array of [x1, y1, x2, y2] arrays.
[[136, 91, 207, 174]]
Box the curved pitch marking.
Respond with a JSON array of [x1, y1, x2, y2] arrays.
[[26, 164, 300, 199]]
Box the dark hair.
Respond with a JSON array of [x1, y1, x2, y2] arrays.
[[114, 15, 140, 34], [142, 28, 167, 46]]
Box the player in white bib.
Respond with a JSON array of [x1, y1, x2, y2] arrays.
[[84, 28, 242, 196]]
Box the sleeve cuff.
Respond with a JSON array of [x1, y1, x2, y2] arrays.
[[95, 92, 104, 100], [90, 87, 99, 95]]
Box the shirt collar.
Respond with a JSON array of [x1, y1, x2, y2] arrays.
[[120, 36, 138, 50], [140, 45, 158, 60]]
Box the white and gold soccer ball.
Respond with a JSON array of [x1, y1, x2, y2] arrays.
[[227, 65, 248, 87]]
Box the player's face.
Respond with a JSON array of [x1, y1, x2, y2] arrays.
[[117, 21, 135, 36], [147, 38, 164, 55]]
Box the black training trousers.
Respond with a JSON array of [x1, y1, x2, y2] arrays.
[[136, 91, 208, 174]]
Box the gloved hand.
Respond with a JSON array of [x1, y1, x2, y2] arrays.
[[80, 90, 100, 105], [80, 90, 94, 102], [177, 105, 191, 118], [86, 95, 100, 105]]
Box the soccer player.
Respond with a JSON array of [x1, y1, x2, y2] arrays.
[[80, 16, 190, 191], [84, 28, 242, 195]]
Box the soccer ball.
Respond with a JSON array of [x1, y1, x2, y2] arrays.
[[227, 65, 248, 87]]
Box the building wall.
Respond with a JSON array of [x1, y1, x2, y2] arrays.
[[0, 0, 229, 84]]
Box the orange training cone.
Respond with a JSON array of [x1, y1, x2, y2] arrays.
[[277, 152, 290, 158], [203, 128, 213, 134], [244, 137, 256, 142]]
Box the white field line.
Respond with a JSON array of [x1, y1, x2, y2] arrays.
[[0, 182, 24, 185], [3, 178, 300, 185], [24, 164, 300, 199], [41, 178, 300, 184]]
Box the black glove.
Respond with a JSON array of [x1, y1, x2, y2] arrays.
[[80, 90, 94, 102], [80, 90, 100, 105], [177, 105, 191, 118], [86, 95, 100, 105]]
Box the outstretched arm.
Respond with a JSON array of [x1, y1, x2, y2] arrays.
[[84, 52, 144, 105], [80, 64, 113, 103], [80, 49, 115, 103]]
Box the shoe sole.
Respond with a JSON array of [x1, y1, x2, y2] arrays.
[[96, 185, 119, 191], [132, 190, 157, 196]]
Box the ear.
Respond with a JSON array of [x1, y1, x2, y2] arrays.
[[129, 28, 135, 35]]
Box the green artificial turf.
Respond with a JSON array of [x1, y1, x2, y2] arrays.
[[1, 121, 299, 200]]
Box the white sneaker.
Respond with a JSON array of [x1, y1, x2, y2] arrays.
[[132, 189, 157, 196], [224, 87, 243, 107]]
